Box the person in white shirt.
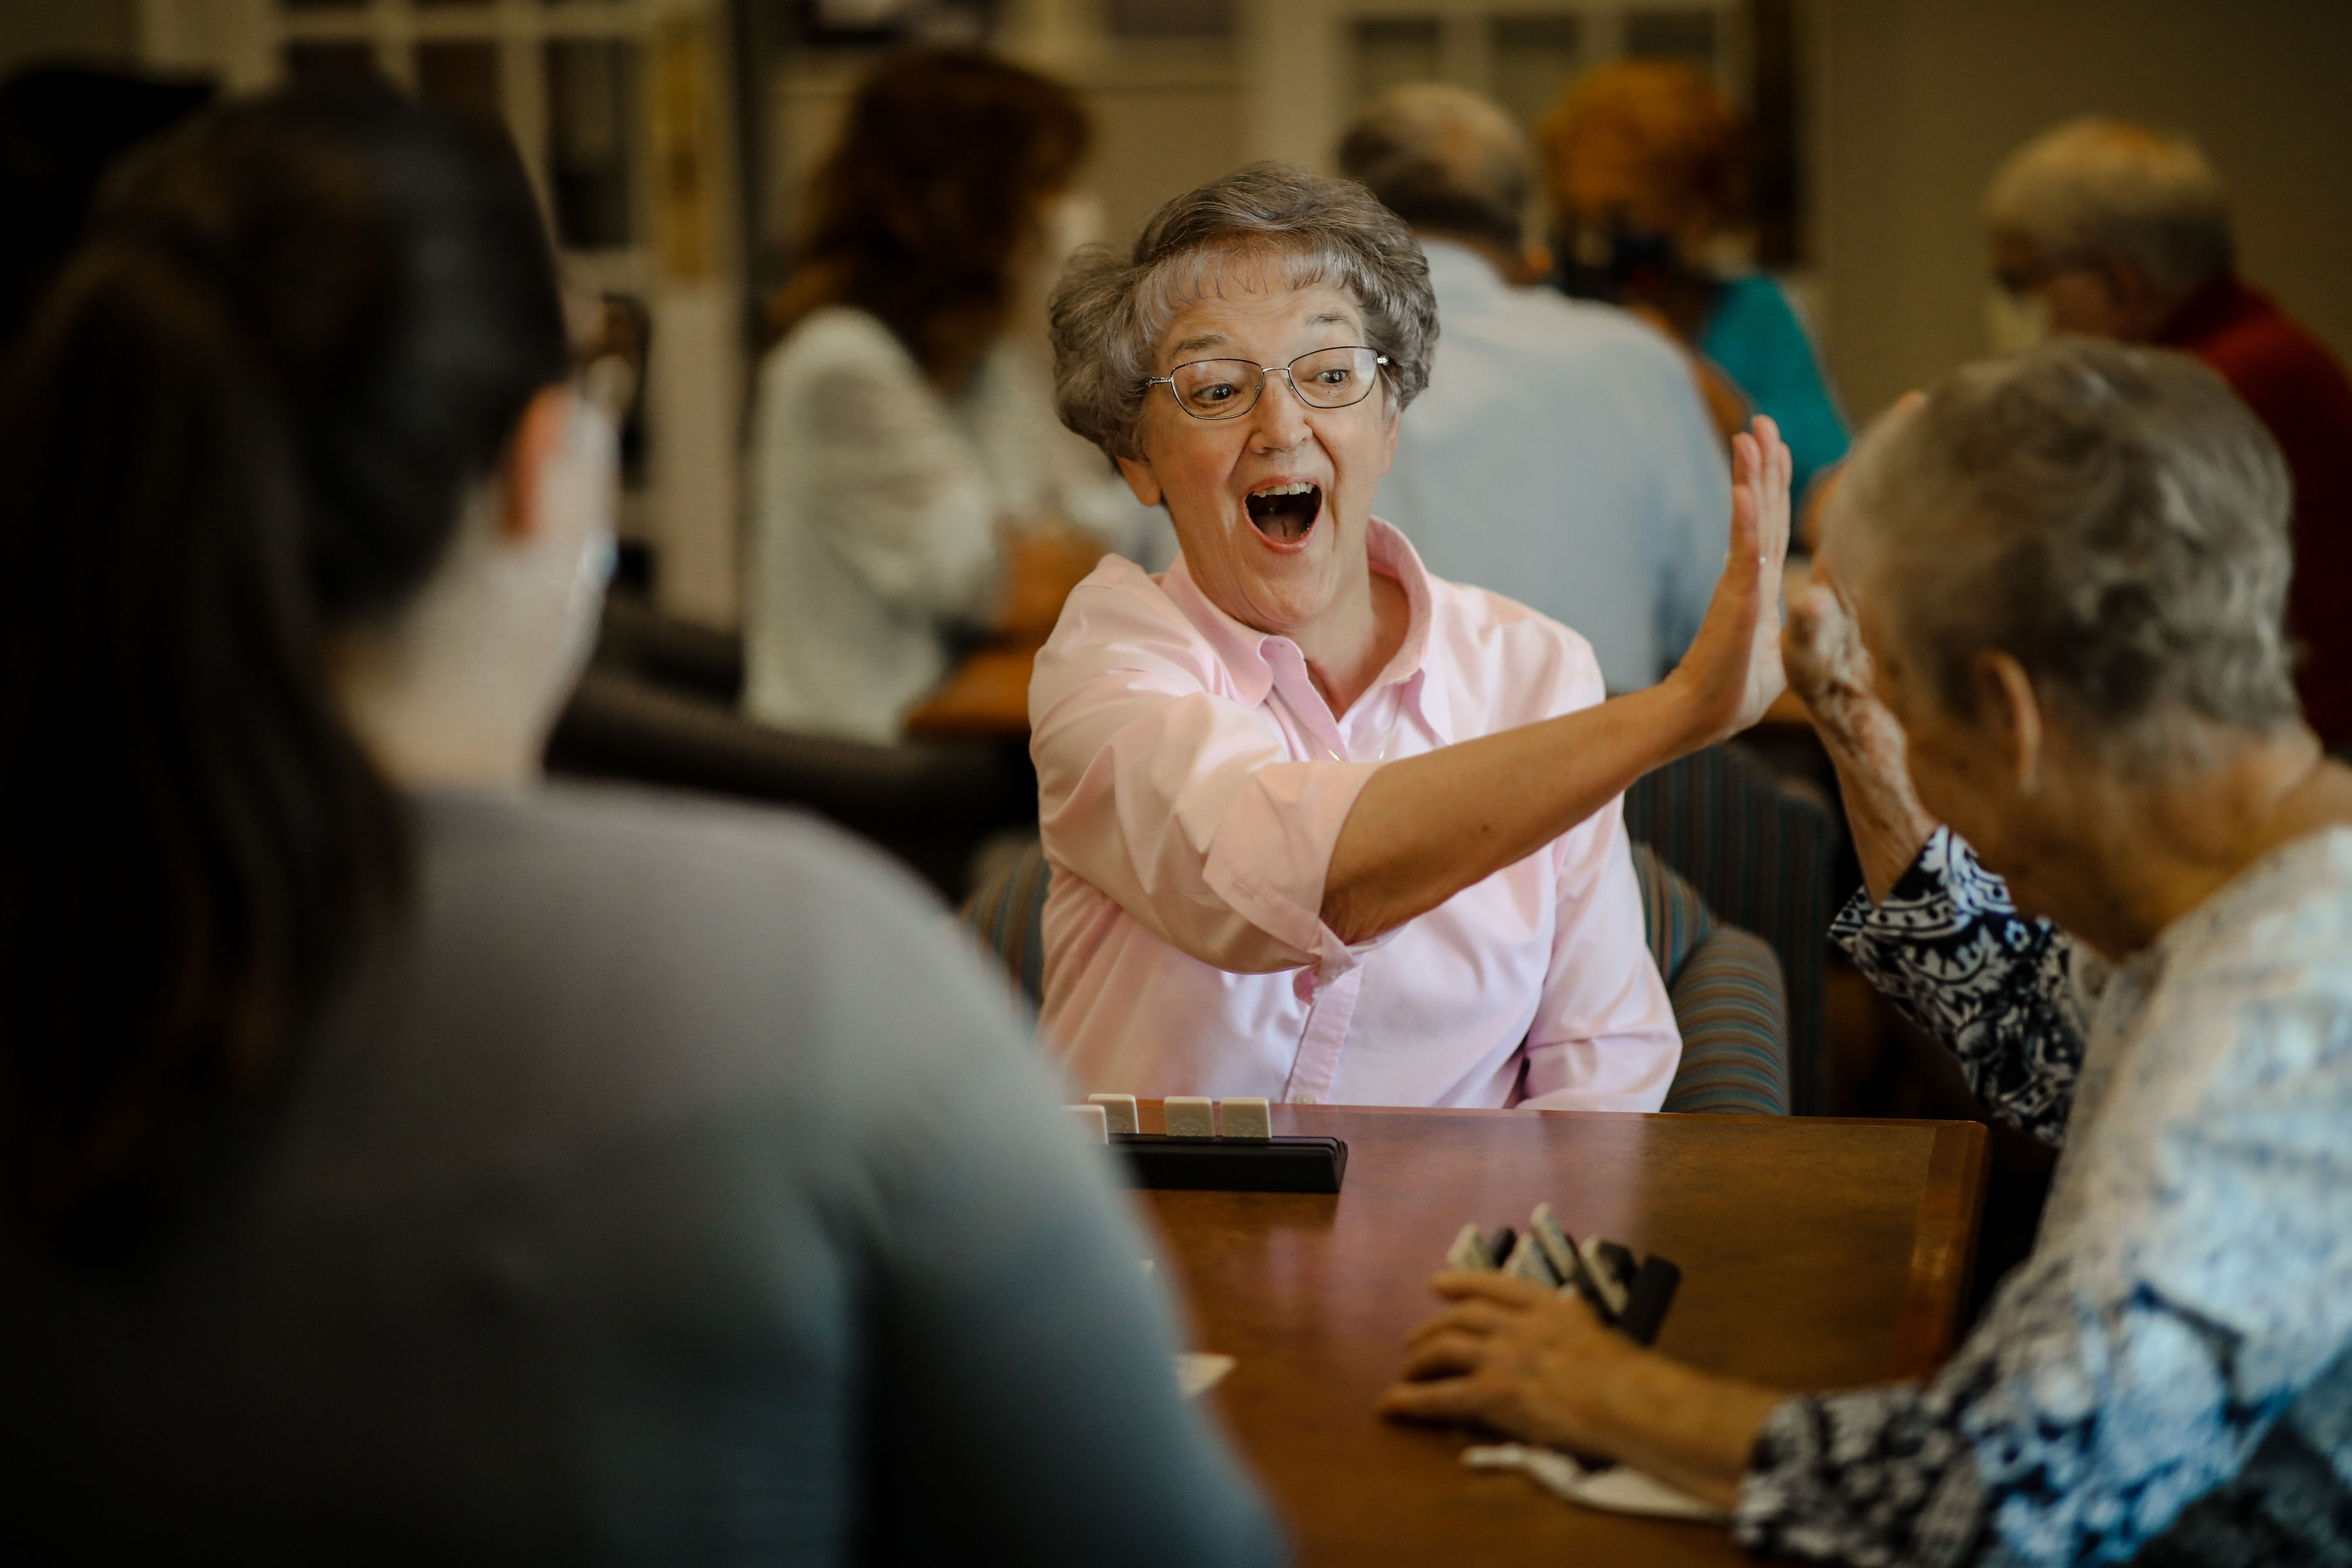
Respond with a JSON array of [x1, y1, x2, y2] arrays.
[[1344, 84, 1733, 693], [743, 49, 1139, 744]]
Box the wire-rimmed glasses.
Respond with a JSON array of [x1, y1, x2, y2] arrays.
[[1144, 346, 1391, 420]]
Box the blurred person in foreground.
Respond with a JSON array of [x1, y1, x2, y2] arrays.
[[1384, 340, 2352, 1565], [1985, 115, 2352, 753], [1541, 59, 1850, 509], [1032, 163, 1792, 1110], [1341, 84, 1733, 694], [745, 48, 1137, 743], [0, 86, 1282, 1565]]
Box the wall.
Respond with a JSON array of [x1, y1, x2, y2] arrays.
[[1814, 0, 2352, 424], [0, 0, 135, 74]]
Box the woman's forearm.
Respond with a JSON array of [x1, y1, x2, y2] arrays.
[[1319, 678, 1712, 945], [1581, 1352, 1783, 1512], [1814, 698, 1940, 906], [1320, 417, 1791, 947]]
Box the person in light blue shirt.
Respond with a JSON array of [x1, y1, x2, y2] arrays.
[[1342, 84, 1735, 693]]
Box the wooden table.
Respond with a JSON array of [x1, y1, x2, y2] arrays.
[[1141, 1102, 1987, 1565]]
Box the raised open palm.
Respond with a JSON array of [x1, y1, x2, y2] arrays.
[[1670, 414, 1793, 743]]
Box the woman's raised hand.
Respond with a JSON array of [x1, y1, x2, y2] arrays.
[[1665, 414, 1793, 748], [1782, 559, 1878, 738], [1781, 557, 1940, 903]]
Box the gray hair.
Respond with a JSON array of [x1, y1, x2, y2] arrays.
[[1831, 338, 2297, 769], [1337, 82, 1532, 254], [1048, 161, 1437, 463], [1982, 116, 2232, 304]]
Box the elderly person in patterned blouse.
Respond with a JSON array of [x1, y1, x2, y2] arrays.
[[1030, 163, 1791, 1110], [1384, 338, 2352, 1565]]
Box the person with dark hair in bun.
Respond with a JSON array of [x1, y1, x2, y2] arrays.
[[0, 85, 1281, 1566]]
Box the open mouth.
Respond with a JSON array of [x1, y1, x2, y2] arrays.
[[1245, 482, 1322, 546]]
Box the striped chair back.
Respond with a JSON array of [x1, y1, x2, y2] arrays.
[[1623, 742, 1835, 1113]]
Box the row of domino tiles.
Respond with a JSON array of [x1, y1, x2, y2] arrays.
[[1066, 1094, 1274, 1142]]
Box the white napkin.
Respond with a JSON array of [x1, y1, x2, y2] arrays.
[[1175, 1352, 1236, 1399], [1463, 1443, 1731, 1524]]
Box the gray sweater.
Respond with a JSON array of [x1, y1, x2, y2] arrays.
[[0, 785, 1285, 1565]]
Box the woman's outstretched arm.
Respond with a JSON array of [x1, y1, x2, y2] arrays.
[[1318, 417, 1791, 945]]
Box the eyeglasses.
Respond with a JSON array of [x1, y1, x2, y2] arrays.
[[1145, 346, 1392, 421]]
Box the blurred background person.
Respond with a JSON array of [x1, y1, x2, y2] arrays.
[[744, 48, 1140, 744], [1343, 83, 1731, 694], [1539, 59, 1850, 511], [1985, 115, 2352, 753], [0, 85, 1283, 1564]]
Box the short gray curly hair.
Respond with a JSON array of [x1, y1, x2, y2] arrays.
[[1048, 161, 1437, 463], [1833, 338, 2297, 768]]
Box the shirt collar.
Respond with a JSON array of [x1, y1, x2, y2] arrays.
[[1160, 518, 1451, 737]]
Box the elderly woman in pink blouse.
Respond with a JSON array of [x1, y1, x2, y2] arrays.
[[1032, 163, 1790, 1111]]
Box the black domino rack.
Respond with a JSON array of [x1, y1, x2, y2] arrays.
[[1112, 1132, 1348, 1193]]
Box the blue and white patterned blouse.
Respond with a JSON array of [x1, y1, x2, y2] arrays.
[[1734, 826, 2352, 1567]]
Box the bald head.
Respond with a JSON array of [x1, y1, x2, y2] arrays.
[[1338, 83, 1532, 255]]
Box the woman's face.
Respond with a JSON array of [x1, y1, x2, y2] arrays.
[[1117, 260, 1399, 636]]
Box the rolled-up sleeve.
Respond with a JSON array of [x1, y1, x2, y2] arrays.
[[1031, 565, 1382, 979]]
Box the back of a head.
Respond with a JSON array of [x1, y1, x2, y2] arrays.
[[1536, 59, 1745, 235], [0, 65, 214, 355], [1337, 82, 1532, 255], [0, 86, 568, 1263], [1982, 116, 2232, 306], [1835, 338, 2296, 768], [769, 47, 1090, 380]]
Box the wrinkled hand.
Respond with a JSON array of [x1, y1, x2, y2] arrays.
[[1782, 565, 1878, 731], [1782, 561, 1942, 902], [1667, 416, 1793, 748], [1376, 1271, 1640, 1456]]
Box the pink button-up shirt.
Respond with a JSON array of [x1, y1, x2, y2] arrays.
[[1029, 520, 1678, 1110]]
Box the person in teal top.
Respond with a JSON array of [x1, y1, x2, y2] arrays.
[[1698, 273, 1851, 504], [1539, 60, 1852, 505]]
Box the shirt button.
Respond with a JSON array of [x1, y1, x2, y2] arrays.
[[1294, 1092, 1319, 1105], [1292, 972, 1314, 1002]]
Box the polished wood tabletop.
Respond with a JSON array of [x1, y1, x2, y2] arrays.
[[1138, 1102, 1988, 1565]]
